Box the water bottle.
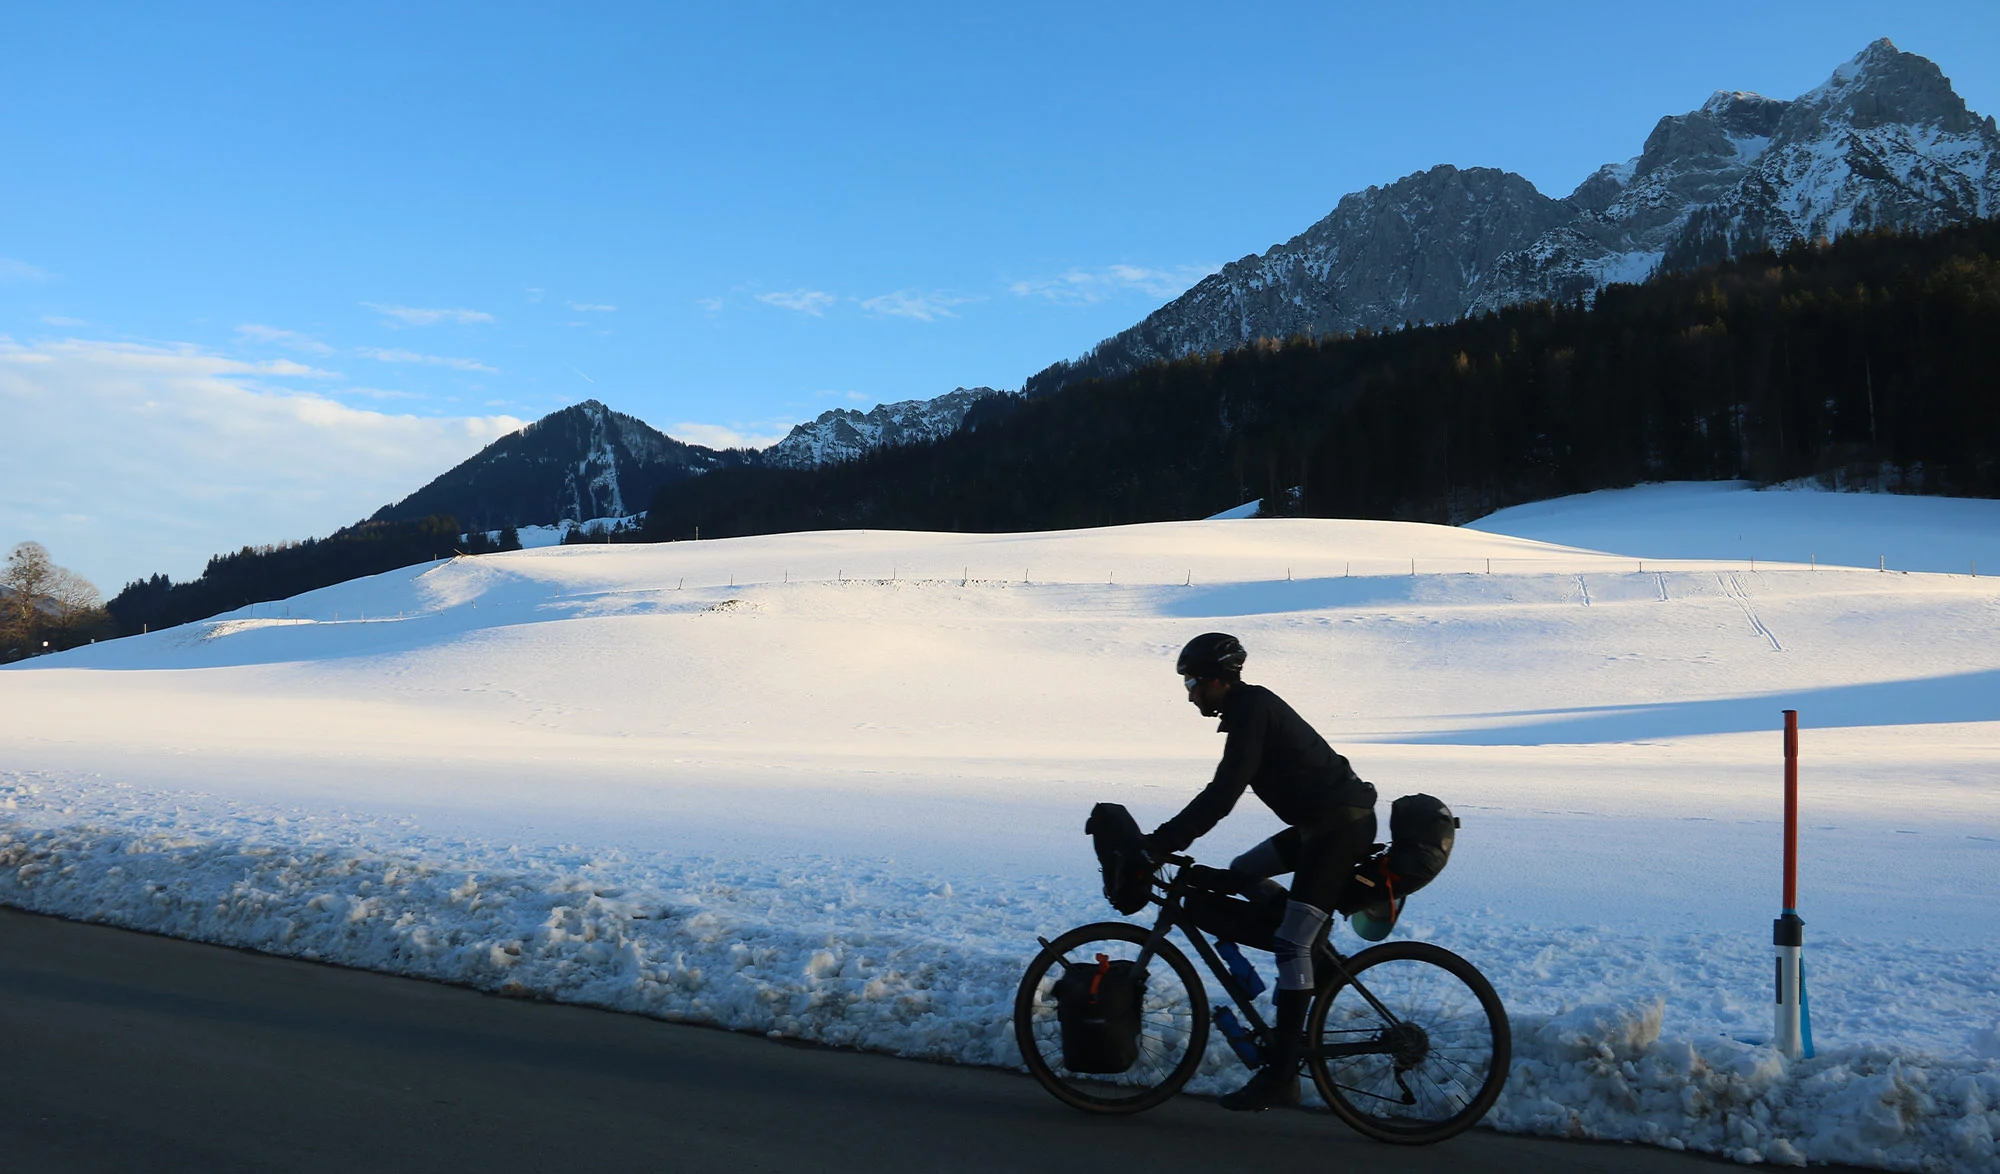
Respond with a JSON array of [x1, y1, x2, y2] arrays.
[[1215, 940, 1266, 998], [1213, 1006, 1263, 1067]]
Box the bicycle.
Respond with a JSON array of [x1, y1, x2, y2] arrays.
[[1012, 852, 1510, 1144]]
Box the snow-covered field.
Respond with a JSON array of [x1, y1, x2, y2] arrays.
[[4, 482, 1997, 1169]]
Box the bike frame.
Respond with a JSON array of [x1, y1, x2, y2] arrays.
[[1124, 854, 1408, 1063]]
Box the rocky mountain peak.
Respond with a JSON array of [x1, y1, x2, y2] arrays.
[[372, 400, 743, 531], [1019, 41, 1998, 399], [1793, 38, 1976, 134], [758, 387, 1006, 469]]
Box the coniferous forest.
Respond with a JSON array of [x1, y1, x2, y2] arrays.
[[641, 221, 2000, 540], [107, 516, 484, 636]]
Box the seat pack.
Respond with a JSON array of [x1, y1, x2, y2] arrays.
[[1338, 793, 1458, 937]]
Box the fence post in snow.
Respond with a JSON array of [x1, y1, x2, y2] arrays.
[[1774, 709, 1814, 1060]]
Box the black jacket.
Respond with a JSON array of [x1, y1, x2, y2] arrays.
[[1150, 683, 1375, 853]]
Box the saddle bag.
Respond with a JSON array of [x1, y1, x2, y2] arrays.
[[1337, 794, 1459, 938], [1051, 953, 1146, 1073], [1085, 802, 1153, 915]]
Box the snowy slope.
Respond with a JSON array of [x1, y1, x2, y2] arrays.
[[3, 494, 1998, 1168], [1470, 481, 2000, 576]]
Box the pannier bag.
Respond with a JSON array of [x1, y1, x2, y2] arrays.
[[1051, 953, 1146, 1073], [1337, 794, 1458, 939], [1085, 802, 1153, 915]]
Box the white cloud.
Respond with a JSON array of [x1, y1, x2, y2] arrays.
[[236, 323, 336, 355], [669, 420, 793, 450], [696, 296, 724, 313], [0, 258, 48, 282], [1007, 263, 1219, 305], [356, 347, 498, 374], [861, 290, 971, 322], [361, 302, 495, 326], [524, 287, 545, 303], [757, 289, 837, 316], [568, 302, 616, 313], [0, 338, 522, 588], [40, 316, 88, 327]]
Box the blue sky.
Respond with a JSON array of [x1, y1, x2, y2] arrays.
[[4, 1, 1997, 588]]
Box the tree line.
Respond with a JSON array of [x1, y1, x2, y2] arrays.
[[640, 220, 2000, 539]]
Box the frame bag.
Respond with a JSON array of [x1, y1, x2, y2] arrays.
[[1051, 952, 1146, 1073]]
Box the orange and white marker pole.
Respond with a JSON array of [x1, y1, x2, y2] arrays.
[[1774, 709, 1814, 1058]]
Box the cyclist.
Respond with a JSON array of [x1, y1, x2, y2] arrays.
[[1144, 632, 1378, 1111]]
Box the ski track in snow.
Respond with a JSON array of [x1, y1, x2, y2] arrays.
[[1721, 572, 1784, 652], [4, 484, 2000, 1171]]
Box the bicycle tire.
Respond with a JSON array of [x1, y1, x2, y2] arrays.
[[1013, 921, 1211, 1115], [1305, 940, 1510, 1144]]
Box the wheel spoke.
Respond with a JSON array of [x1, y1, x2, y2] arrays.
[[1307, 945, 1508, 1142]]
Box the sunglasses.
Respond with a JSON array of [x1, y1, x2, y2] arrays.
[[1183, 676, 1202, 692]]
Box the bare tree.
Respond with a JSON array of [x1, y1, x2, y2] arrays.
[[2, 542, 107, 656], [46, 565, 105, 643], [1, 542, 52, 652]]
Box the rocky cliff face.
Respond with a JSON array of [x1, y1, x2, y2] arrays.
[[1025, 39, 2000, 397], [758, 387, 1008, 468], [371, 400, 743, 531]]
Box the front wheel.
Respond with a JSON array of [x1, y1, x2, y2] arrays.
[[1014, 921, 1210, 1114], [1306, 940, 1510, 1144]]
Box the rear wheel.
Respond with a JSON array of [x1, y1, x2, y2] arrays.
[[1014, 921, 1210, 1114], [1305, 941, 1509, 1144]]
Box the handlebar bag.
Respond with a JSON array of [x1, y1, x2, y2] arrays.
[[1084, 802, 1153, 915], [1051, 953, 1146, 1073]]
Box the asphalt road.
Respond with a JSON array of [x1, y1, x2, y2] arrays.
[[0, 906, 1736, 1174]]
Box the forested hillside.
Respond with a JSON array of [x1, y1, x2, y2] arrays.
[[106, 516, 493, 636], [641, 221, 2000, 541]]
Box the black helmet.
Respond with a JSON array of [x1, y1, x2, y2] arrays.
[[1176, 632, 1246, 679]]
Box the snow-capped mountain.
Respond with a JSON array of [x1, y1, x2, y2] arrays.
[[758, 387, 1007, 469], [372, 400, 744, 532], [1024, 39, 1999, 397]]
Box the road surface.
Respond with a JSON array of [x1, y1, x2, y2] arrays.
[[0, 906, 1740, 1173]]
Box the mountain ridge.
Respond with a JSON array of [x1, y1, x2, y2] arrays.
[[1022, 39, 2000, 398]]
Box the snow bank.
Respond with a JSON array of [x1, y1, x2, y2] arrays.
[[1498, 1000, 2000, 1169]]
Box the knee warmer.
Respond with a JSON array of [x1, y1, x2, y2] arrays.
[[1273, 899, 1328, 991]]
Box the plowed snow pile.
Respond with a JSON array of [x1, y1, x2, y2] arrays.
[[4, 483, 1997, 1169]]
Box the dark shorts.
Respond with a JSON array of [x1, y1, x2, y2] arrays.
[[1242, 805, 1378, 913]]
